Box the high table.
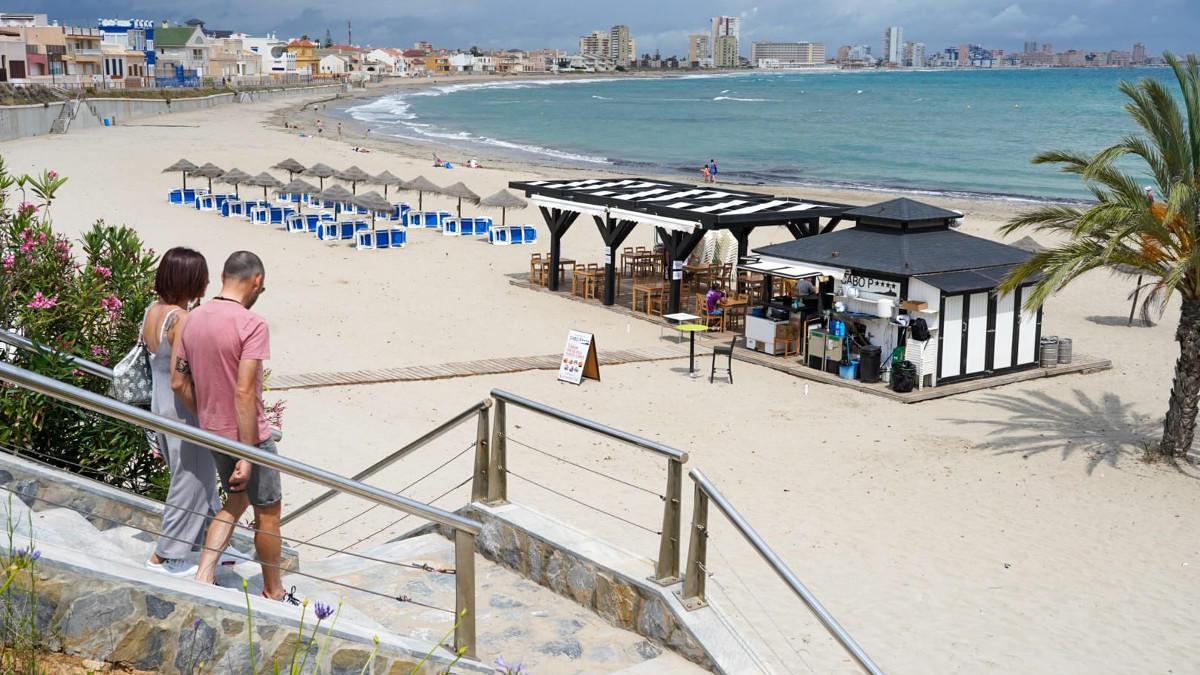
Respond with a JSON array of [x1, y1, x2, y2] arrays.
[[677, 323, 710, 376], [632, 282, 666, 314], [663, 312, 700, 343]]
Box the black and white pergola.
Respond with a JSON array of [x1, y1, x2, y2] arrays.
[[509, 177, 852, 314]]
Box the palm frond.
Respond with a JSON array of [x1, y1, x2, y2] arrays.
[[1001, 240, 1112, 311], [998, 205, 1084, 236]]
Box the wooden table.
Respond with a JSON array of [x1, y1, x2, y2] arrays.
[[623, 251, 661, 279], [573, 267, 603, 299], [632, 282, 666, 314], [543, 256, 575, 287], [721, 296, 750, 332]]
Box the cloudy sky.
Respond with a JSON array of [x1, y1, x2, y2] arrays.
[[33, 0, 1199, 55]]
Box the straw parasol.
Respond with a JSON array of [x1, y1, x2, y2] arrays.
[[1011, 236, 1045, 253], [273, 158, 307, 181], [303, 162, 337, 190], [276, 178, 319, 212], [319, 184, 355, 216], [478, 189, 528, 228], [335, 165, 372, 194], [163, 159, 199, 190], [246, 172, 284, 201], [440, 182, 480, 219], [192, 162, 225, 193], [217, 168, 251, 198], [372, 170, 403, 199], [353, 191, 394, 230], [400, 175, 441, 211]]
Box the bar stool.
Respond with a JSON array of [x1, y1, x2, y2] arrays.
[[710, 336, 736, 383]]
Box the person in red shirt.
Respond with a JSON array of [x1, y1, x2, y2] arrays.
[[173, 251, 292, 603]]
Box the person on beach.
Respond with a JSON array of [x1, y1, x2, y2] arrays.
[[316, 119, 323, 135], [337, 122, 342, 140], [174, 251, 294, 604], [701, 164, 711, 183], [709, 159, 718, 182], [433, 153, 444, 168], [143, 248, 229, 576], [705, 282, 725, 316]]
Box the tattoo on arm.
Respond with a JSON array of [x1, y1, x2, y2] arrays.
[[164, 312, 179, 333], [175, 357, 191, 375]]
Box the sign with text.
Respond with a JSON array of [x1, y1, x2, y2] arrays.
[[558, 330, 600, 385]]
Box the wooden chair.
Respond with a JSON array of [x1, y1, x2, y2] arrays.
[[697, 293, 726, 332], [777, 323, 800, 357], [647, 288, 665, 316], [529, 253, 546, 286]]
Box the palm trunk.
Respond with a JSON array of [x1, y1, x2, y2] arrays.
[[1161, 297, 1200, 457]]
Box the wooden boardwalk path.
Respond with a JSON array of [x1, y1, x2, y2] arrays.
[[269, 344, 690, 390]]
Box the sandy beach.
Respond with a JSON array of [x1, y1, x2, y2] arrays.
[[3, 86, 1198, 673]]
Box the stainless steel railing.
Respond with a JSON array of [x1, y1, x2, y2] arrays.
[[0, 361, 481, 658], [681, 468, 883, 675], [486, 388, 689, 585], [0, 329, 114, 380]]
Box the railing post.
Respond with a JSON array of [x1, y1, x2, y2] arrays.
[[651, 457, 683, 585], [680, 481, 708, 610], [487, 399, 508, 503], [453, 528, 477, 659], [471, 404, 490, 502]]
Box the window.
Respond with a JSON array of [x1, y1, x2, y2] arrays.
[[192, 49, 203, 61]]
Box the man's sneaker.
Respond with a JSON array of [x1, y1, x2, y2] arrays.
[[145, 557, 198, 577], [263, 585, 302, 606]]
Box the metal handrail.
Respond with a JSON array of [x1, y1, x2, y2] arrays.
[[281, 399, 492, 526], [0, 328, 114, 380], [682, 468, 883, 675], [487, 388, 687, 585], [0, 361, 480, 657]]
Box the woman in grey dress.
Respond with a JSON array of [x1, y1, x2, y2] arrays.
[[143, 247, 223, 576]]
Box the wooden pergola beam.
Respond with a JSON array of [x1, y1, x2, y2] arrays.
[[539, 206, 580, 291], [594, 215, 638, 306]]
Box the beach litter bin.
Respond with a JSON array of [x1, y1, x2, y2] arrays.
[[102, 118, 111, 126], [1040, 336, 1059, 368], [858, 345, 882, 383], [891, 360, 917, 393]]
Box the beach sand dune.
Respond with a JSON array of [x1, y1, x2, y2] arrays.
[[2, 91, 1197, 674]]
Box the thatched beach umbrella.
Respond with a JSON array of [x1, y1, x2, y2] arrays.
[[247, 172, 284, 201], [440, 181, 480, 219], [193, 162, 225, 192], [372, 170, 403, 199], [163, 159, 199, 190], [353, 191, 394, 230], [276, 178, 319, 212], [218, 168, 251, 199], [273, 158, 307, 181], [400, 175, 441, 211], [303, 162, 337, 190], [335, 165, 372, 194], [1011, 236, 1045, 253], [478, 189, 527, 228], [319, 184, 355, 216]]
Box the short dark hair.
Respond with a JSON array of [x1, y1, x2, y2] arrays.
[[155, 247, 209, 306], [222, 251, 265, 281]]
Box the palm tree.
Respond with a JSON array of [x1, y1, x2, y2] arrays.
[[1000, 53, 1200, 458]]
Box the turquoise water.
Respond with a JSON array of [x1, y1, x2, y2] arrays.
[[345, 68, 1172, 202]]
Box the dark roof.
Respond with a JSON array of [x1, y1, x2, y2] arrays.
[[915, 265, 1038, 293], [843, 198, 962, 229], [754, 226, 1032, 277]]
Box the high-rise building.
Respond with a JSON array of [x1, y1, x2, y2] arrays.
[[882, 26, 903, 65], [1041, 42, 1053, 55], [1132, 42, 1146, 64], [1023, 40, 1038, 54], [578, 30, 610, 57], [750, 41, 825, 68], [687, 33, 709, 67], [713, 35, 738, 68], [903, 41, 926, 68], [609, 24, 633, 66], [958, 42, 970, 67], [711, 16, 740, 60]]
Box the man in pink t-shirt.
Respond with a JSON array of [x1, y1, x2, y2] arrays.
[[173, 251, 292, 603]]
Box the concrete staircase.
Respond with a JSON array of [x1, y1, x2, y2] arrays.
[[0, 480, 703, 673]]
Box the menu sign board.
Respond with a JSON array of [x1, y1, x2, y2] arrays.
[[558, 330, 600, 385]]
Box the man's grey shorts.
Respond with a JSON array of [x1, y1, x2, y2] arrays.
[[214, 439, 282, 507]]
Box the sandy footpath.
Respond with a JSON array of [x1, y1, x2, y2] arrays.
[[1, 89, 1198, 674]]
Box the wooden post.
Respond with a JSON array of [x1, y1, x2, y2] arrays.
[[453, 528, 477, 658], [470, 406, 489, 502], [665, 229, 706, 315], [652, 457, 683, 585], [540, 206, 579, 292], [594, 215, 637, 306], [680, 481, 709, 610], [487, 399, 507, 504]]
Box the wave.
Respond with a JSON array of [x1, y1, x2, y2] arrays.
[[591, 95, 612, 100], [712, 96, 772, 102]]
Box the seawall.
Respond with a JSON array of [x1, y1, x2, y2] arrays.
[[0, 83, 343, 142]]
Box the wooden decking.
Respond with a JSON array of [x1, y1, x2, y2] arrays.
[[269, 344, 691, 391]]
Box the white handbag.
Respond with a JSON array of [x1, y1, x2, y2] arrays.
[[109, 309, 153, 406]]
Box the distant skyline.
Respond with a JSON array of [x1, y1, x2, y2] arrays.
[[23, 0, 1200, 55]]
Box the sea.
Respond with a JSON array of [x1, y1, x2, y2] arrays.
[[344, 68, 1172, 203]]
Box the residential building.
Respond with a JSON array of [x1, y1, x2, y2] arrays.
[[0, 28, 27, 81], [1023, 40, 1038, 54], [882, 26, 903, 65], [713, 35, 738, 68], [687, 34, 709, 67], [609, 25, 633, 66], [319, 53, 350, 75], [63, 26, 103, 81], [237, 33, 293, 74], [100, 42, 147, 84], [423, 53, 450, 74], [526, 48, 564, 73], [750, 41, 825, 68], [414, 41, 434, 53], [154, 24, 208, 76], [206, 36, 244, 79], [1042, 42, 1053, 55], [20, 26, 67, 82], [579, 30, 610, 58], [958, 42, 970, 67], [0, 13, 47, 27], [97, 18, 154, 76], [710, 15, 740, 60], [1132, 42, 1146, 64], [903, 41, 926, 68], [286, 38, 318, 74]]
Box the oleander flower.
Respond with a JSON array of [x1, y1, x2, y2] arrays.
[[100, 293, 122, 318], [1, 253, 12, 270], [27, 292, 57, 309], [90, 345, 108, 359], [314, 602, 334, 620], [47, 170, 56, 179], [17, 202, 37, 217], [94, 265, 111, 279]]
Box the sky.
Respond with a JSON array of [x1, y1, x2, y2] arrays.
[[28, 0, 1200, 56]]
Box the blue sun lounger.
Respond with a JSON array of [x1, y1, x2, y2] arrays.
[[407, 210, 452, 229], [390, 203, 411, 222], [488, 224, 539, 245], [317, 220, 369, 241], [356, 228, 407, 250]]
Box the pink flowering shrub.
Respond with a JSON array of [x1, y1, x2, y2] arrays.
[[0, 160, 166, 497]]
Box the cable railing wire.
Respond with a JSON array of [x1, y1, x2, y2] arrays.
[[303, 442, 475, 546], [506, 468, 661, 536], [337, 476, 473, 555], [507, 436, 664, 499], [2, 485, 454, 614], [0, 442, 456, 576]]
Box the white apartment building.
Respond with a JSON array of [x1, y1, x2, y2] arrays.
[[609, 25, 633, 66], [579, 30, 610, 57], [750, 41, 826, 68], [237, 33, 294, 73], [882, 26, 903, 65]]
